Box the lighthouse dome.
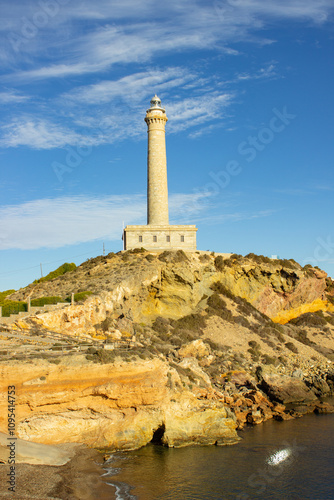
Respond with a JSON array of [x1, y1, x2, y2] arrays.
[[147, 94, 165, 113]]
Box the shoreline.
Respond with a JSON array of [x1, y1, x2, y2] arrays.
[[0, 446, 113, 500], [1, 402, 334, 499]]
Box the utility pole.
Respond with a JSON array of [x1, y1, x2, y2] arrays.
[[40, 263, 43, 278], [103, 242, 105, 256]]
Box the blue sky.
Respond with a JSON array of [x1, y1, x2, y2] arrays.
[[0, 0, 333, 291]]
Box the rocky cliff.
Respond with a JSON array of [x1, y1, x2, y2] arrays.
[[1, 250, 334, 455]]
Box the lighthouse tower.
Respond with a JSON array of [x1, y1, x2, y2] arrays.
[[123, 95, 197, 251], [145, 95, 169, 226]]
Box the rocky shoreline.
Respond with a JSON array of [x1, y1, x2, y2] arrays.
[[0, 446, 111, 500], [0, 250, 334, 496]]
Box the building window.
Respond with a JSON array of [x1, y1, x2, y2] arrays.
[[153, 235, 157, 242], [166, 235, 170, 242], [139, 235, 143, 243], [180, 235, 185, 242]]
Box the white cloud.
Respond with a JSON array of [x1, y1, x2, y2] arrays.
[[64, 67, 196, 105], [0, 90, 30, 104], [0, 193, 211, 250], [3, 0, 333, 79], [0, 118, 100, 149], [193, 209, 276, 225]]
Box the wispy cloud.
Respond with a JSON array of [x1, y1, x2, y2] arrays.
[[2, 0, 333, 78], [0, 118, 100, 149], [0, 193, 211, 250], [275, 185, 334, 196], [192, 209, 276, 225], [0, 89, 30, 104], [63, 67, 196, 105]]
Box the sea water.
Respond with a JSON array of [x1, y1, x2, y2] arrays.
[[103, 413, 334, 500]]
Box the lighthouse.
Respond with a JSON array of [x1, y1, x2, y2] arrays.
[[123, 95, 197, 251], [145, 95, 169, 226]]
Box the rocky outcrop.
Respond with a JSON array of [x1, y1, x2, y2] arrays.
[[257, 369, 318, 404], [5, 252, 334, 338], [0, 356, 239, 451], [1, 251, 333, 455]]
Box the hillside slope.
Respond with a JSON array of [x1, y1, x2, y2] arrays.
[[1, 250, 334, 453]]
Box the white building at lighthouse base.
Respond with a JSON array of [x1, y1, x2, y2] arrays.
[[123, 224, 197, 252]]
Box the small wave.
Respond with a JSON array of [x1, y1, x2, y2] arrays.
[[102, 466, 121, 476], [107, 481, 137, 500]]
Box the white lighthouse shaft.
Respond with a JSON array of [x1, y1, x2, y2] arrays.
[[145, 95, 169, 226]]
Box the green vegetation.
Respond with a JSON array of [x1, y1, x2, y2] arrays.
[[34, 263, 76, 284], [158, 250, 188, 263], [173, 313, 206, 332], [65, 291, 93, 303], [214, 255, 225, 271], [0, 301, 27, 317], [31, 296, 65, 307], [0, 290, 15, 302], [285, 342, 298, 354], [207, 293, 227, 310], [288, 312, 327, 328], [210, 281, 235, 300]]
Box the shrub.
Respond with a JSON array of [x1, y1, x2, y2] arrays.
[[296, 330, 314, 346], [234, 316, 251, 328], [289, 312, 327, 328], [262, 354, 278, 366], [48, 358, 61, 365], [248, 340, 260, 349], [174, 313, 206, 332], [130, 247, 146, 254], [158, 250, 188, 264], [86, 349, 117, 364], [31, 296, 65, 307], [172, 329, 196, 343], [210, 281, 235, 300], [145, 254, 156, 262], [207, 293, 227, 310], [199, 254, 211, 263], [65, 291, 93, 303], [34, 263, 76, 283], [152, 316, 170, 335], [285, 342, 298, 354], [0, 301, 27, 317], [0, 290, 15, 302], [99, 315, 114, 332], [230, 253, 243, 260], [169, 336, 183, 347], [214, 255, 225, 271], [245, 253, 271, 265], [248, 348, 260, 360]]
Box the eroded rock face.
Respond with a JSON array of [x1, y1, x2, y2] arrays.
[[6, 252, 334, 338], [259, 371, 318, 404], [0, 356, 239, 451]]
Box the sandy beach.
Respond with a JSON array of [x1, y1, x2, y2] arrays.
[[0, 446, 113, 500]]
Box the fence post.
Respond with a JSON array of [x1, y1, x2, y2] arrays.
[[71, 293, 74, 305], [0, 306, 2, 318], [27, 297, 31, 313]]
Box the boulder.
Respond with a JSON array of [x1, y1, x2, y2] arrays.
[[259, 372, 317, 404], [162, 407, 240, 447]]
